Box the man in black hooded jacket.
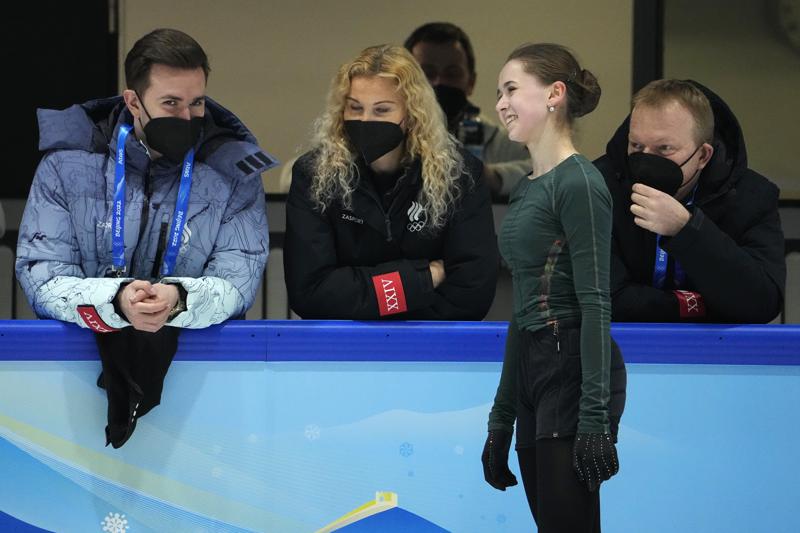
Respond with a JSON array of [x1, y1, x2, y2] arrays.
[[594, 79, 785, 323]]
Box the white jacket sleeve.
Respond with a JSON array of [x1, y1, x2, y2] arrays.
[[161, 276, 244, 328], [32, 276, 133, 330]]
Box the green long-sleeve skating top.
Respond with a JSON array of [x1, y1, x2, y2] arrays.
[[489, 154, 613, 435]]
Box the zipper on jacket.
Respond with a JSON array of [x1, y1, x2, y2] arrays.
[[383, 173, 411, 244], [359, 166, 411, 244], [384, 215, 392, 243], [553, 320, 560, 353], [150, 221, 169, 279], [129, 169, 153, 276]]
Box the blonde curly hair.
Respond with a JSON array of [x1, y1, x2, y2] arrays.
[[310, 44, 463, 230]]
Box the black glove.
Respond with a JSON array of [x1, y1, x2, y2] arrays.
[[481, 429, 518, 491], [572, 432, 619, 492]]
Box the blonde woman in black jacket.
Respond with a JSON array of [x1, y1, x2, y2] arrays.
[[284, 45, 498, 320]]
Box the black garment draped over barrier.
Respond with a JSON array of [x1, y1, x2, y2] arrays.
[[95, 327, 180, 448]]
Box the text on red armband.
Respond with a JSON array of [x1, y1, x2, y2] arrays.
[[674, 290, 706, 318], [371, 271, 408, 316], [77, 305, 120, 333]]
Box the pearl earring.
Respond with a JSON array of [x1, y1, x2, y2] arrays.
[[548, 105, 555, 112]]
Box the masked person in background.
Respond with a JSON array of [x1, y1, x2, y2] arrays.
[[16, 28, 275, 448], [405, 22, 530, 200], [594, 79, 785, 323], [284, 45, 498, 320]]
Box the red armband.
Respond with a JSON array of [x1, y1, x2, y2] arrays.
[[77, 305, 120, 333], [673, 290, 706, 319], [371, 271, 408, 316]]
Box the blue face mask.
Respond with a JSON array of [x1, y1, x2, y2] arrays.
[[628, 144, 702, 197], [343, 120, 405, 164], [137, 92, 204, 162]]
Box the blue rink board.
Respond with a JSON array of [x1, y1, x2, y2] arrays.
[[0, 321, 799, 532], [2, 320, 800, 365]]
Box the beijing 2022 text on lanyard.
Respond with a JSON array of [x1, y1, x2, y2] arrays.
[[652, 184, 699, 289], [112, 124, 194, 277]]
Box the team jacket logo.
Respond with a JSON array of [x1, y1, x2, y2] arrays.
[[180, 225, 192, 254], [341, 212, 364, 225], [371, 271, 408, 316], [407, 202, 427, 232]]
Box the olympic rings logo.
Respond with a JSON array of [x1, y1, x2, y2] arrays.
[[407, 220, 426, 232]]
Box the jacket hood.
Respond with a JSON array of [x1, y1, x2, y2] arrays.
[[37, 95, 277, 177], [603, 80, 748, 197]]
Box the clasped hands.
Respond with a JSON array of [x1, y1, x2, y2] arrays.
[[115, 280, 179, 332]]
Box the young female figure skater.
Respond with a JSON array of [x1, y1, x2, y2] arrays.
[[482, 43, 627, 532]]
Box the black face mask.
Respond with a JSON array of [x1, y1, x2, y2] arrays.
[[627, 145, 702, 197], [137, 94, 204, 163], [433, 85, 468, 126], [343, 120, 405, 164]]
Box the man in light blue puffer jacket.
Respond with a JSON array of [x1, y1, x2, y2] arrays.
[[16, 28, 276, 447]]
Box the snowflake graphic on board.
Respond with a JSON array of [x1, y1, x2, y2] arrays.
[[399, 441, 414, 457], [101, 512, 129, 533], [304, 424, 321, 440]]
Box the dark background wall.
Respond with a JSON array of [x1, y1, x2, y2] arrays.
[[5, 0, 116, 199]]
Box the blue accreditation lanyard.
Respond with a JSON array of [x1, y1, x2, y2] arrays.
[[652, 235, 670, 289], [651, 184, 698, 289], [112, 125, 194, 277]]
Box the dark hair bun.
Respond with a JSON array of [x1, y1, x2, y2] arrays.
[[569, 68, 601, 118], [507, 43, 601, 124]]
